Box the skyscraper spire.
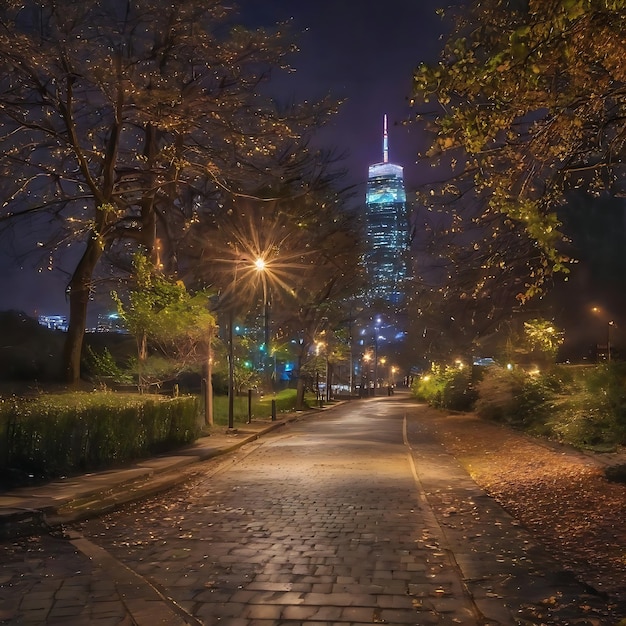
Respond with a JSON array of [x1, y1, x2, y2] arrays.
[[383, 114, 388, 163], [366, 115, 407, 304]]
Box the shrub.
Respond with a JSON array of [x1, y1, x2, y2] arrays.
[[474, 363, 626, 449], [412, 370, 446, 406], [412, 365, 476, 411], [84, 346, 133, 386], [474, 366, 552, 427], [0, 392, 199, 482], [546, 397, 618, 449], [543, 365, 626, 448]]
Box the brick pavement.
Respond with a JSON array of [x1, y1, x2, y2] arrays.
[[76, 404, 481, 624], [1, 397, 625, 625]]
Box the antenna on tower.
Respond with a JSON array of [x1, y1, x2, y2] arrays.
[[383, 114, 389, 163]]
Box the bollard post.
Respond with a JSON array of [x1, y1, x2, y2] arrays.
[[247, 389, 252, 424], [271, 399, 276, 421]]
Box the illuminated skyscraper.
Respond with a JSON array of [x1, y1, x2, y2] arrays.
[[364, 115, 409, 303]]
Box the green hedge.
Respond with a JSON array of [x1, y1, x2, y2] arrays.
[[0, 393, 199, 481], [411, 365, 476, 411]]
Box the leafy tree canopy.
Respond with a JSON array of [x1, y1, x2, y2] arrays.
[[0, 0, 337, 382], [112, 253, 215, 382], [412, 0, 626, 299], [189, 190, 364, 408], [523, 317, 564, 360]]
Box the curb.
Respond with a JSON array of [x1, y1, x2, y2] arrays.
[[0, 421, 284, 539], [0, 407, 329, 539]]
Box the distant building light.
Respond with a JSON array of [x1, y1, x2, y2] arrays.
[[96, 312, 127, 333], [364, 116, 409, 304], [473, 357, 497, 367], [38, 315, 68, 332]]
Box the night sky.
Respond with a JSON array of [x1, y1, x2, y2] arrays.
[[239, 0, 450, 188], [0, 0, 453, 321]]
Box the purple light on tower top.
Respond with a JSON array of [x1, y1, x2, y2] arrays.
[[383, 113, 389, 164]]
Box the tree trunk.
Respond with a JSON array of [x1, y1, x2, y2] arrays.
[[62, 234, 104, 384], [326, 361, 332, 401], [138, 332, 147, 394], [296, 376, 306, 411], [295, 351, 306, 410]]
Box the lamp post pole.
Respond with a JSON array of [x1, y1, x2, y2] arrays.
[[373, 318, 381, 396], [591, 307, 616, 362], [263, 289, 272, 388], [228, 309, 235, 430], [205, 325, 214, 426], [254, 258, 271, 389], [362, 353, 371, 397], [223, 252, 273, 429]]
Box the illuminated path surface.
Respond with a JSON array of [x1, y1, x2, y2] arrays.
[[3, 396, 624, 624]]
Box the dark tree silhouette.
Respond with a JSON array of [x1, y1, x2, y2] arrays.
[[0, 0, 334, 383]]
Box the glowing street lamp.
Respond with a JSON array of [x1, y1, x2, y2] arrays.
[[391, 366, 398, 386], [362, 351, 372, 396], [226, 256, 269, 430], [373, 316, 382, 394], [379, 357, 387, 386], [212, 207, 305, 425], [591, 306, 616, 362], [254, 256, 272, 386]]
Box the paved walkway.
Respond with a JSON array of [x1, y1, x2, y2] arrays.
[[1, 398, 625, 625]]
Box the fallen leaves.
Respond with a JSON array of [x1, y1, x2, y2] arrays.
[[430, 412, 626, 601]]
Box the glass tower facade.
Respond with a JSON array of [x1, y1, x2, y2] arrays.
[[364, 115, 408, 303]]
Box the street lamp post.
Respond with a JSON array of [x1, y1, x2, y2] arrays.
[[362, 352, 371, 397], [591, 307, 616, 362], [227, 309, 235, 430], [379, 357, 387, 386], [373, 318, 380, 396], [254, 257, 271, 388], [226, 256, 268, 430], [205, 324, 215, 426]]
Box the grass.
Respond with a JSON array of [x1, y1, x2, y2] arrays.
[[209, 388, 310, 426]]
